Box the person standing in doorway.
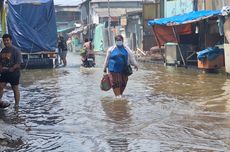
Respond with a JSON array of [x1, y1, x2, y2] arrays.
[[103, 35, 138, 98], [58, 35, 68, 66], [0, 34, 22, 107]]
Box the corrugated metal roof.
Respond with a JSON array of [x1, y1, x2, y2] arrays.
[[54, 0, 85, 6], [54, 0, 156, 6], [94, 8, 141, 17], [92, 0, 141, 2], [91, 0, 154, 2]]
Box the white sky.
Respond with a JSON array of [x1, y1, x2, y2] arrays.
[[53, 0, 83, 6]]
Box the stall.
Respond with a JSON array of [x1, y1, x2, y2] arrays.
[[148, 10, 223, 67]]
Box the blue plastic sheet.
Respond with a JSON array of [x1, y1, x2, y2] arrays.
[[197, 47, 224, 61], [148, 10, 221, 26], [7, 0, 57, 52]]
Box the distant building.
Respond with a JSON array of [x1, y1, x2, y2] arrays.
[[55, 3, 81, 34]]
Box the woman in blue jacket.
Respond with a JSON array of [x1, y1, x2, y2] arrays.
[[103, 35, 138, 97]]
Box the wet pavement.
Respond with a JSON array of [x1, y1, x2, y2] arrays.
[[0, 52, 229, 151]]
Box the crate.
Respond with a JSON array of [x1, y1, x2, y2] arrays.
[[197, 55, 224, 69], [165, 43, 180, 65], [164, 43, 190, 66]]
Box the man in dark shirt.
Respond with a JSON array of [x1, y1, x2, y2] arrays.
[[0, 34, 22, 107]]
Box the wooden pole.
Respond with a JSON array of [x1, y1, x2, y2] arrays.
[[172, 26, 186, 66], [152, 25, 166, 62]]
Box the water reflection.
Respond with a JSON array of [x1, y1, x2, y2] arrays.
[[209, 79, 230, 112], [101, 98, 131, 123], [101, 98, 131, 151], [20, 69, 59, 87], [107, 138, 128, 152], [144, 64, 226, 102]]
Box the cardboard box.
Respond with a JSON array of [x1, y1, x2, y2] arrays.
[[198, 55, 224, 69]]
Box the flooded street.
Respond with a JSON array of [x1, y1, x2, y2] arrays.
[[0, 52, 230, 151]]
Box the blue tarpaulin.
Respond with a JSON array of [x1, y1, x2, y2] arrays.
[[9, 0, 50, 5], [148, 10, 221, 26], [7, 0, 57, 52], [197, 47, 224, 61]]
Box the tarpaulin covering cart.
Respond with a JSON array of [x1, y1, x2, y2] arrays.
[[6, 0, 58, 68]]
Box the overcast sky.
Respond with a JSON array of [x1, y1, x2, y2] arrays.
[[53, 0, 82, 6]]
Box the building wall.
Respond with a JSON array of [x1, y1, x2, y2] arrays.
[[126, 16, 142, 50], [92, 10, 99, 24], [197, 0, 227, 10], [224, 0, 230, 6], [56, 12, 80, 22], [164, 0, 194, 17], [143, 2, 162, 51], [81, 5, 88, 24]]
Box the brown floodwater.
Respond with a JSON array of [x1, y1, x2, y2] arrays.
[[0, 52, 229, 151]]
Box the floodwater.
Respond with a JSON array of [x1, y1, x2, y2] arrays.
[[0, 52, 229, 152]]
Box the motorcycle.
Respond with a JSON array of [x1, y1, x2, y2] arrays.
[[81, 54, 95, 68]]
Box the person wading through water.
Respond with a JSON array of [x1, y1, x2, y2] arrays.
[[0, 34, 22, 108], [58, 35, 68, 66], [103, 35, 138, 98]]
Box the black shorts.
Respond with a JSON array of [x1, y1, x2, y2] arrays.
[[0, 71, 20, 85]]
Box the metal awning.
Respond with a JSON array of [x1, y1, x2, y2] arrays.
[[57, 26, 75, 33]]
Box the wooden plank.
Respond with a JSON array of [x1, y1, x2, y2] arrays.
[[224, 17, 230, 43], [137, 48, 146, 56]]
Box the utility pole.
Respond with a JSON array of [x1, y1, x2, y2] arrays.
[[108, 0, 111, 46], [88, 0, 91, 39], [193, 0, 198, 11]]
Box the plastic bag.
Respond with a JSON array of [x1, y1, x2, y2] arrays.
[[100, 74, 111, 91]]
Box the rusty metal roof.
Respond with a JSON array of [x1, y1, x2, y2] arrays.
[[93, 8, 142, 17]]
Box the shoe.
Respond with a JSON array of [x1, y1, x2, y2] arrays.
[[0, 101, 10, 108]]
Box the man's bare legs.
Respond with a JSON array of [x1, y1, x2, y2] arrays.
[[11, 85, 20, 106], [0, 83, 20, 106], [0, 82, 11, 108], [63, 58, 67, 66], [0, 82, 6, 100]]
